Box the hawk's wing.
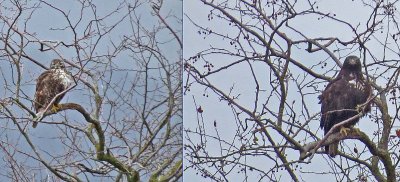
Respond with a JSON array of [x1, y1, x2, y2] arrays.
[[34, 70, 54, 113], [320, 77, 371, 134]]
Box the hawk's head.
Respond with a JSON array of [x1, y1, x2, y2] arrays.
[[50, 59, 66, 70], [343, 55, 362, 73]]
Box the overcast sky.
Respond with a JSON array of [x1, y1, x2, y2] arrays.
[[183, 1, 395, 181], [0, 0, 182, 181]]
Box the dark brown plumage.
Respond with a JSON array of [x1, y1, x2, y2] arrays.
[[319, 56, 371, 157], [33, 59, 73, 127]]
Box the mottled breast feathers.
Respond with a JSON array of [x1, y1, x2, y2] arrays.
[[34, 59, 73, 118]]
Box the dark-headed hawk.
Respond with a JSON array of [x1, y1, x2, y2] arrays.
[[319, 56, 372, 157], [33, 59, 73, 128]]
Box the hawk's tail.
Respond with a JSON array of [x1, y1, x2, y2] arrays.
[[32, 111, 44, 128], [328, 141, 339, 157], [32, 121, 38, 128]]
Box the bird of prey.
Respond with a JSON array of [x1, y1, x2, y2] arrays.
[[33, 59, 73, 128], [319, 55, 372, 157]]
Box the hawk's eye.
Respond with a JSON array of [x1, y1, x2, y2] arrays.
[[50, 61, 65, 69]]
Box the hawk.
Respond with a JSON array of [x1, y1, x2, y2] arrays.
[[319, 56, 372, 157], [33, 59, 74, 128]]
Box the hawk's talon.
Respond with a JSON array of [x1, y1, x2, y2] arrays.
[[355, 104, 363, 113], [340, 127, 351, 136], [51, 104, 60, 112]]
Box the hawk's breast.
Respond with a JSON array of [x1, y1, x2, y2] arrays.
[[55, 69, 73, 87], [348, 78, 364, 90]]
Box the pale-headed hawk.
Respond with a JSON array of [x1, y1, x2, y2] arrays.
[[33, 59, 73, 127]]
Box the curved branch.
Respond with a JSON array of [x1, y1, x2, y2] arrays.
[[41, 103, 140, 182], [300, 127, 392, 182]]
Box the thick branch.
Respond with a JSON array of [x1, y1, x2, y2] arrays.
[[300, 128, 392, 182], [42, 103, 140, 182]]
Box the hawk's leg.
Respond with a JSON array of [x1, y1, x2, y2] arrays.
[[51, 104, 60, 112]]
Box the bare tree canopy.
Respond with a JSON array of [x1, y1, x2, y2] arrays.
[[0, 0, 182, 181], [184, 0, 400, 181]]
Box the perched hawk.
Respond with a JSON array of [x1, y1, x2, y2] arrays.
[[33, 59, 74, 128], [319, 56, 372, 157]]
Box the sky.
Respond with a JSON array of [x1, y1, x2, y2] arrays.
[[1, 0, 399, 181], [183, 1, 398, 182], [0, 0, 182, 181]]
